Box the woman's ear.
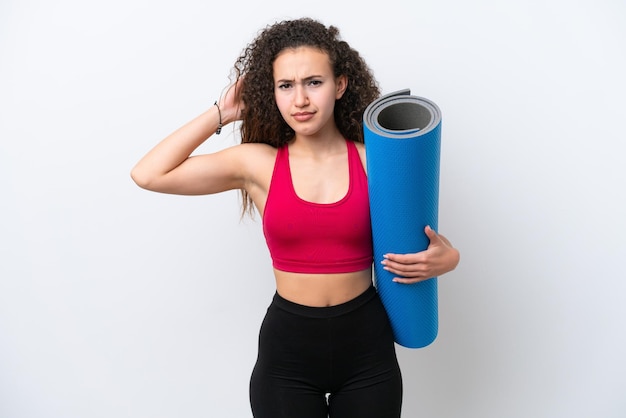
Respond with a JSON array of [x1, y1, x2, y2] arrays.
[[336, 75, 348, 99]]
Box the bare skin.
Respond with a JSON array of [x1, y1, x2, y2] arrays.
[[131, 46, 459, 307]]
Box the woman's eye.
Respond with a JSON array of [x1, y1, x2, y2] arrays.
[[309, 80, 322, 86], [277, 83, 292, 90]]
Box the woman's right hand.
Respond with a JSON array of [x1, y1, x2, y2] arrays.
[[218, 77, 245, 125]]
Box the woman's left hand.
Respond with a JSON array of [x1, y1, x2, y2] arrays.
[[381, 226, 460, 284]]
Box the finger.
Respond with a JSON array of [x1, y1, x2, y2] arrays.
[[382, 262, 429, 278], [382, 257, 424, 271], [383, 252, 426, 265], [424, 225, 442, 245], [392, 277, 429, 284]]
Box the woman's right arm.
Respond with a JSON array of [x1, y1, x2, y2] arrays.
[[130, 83, 245, 195]]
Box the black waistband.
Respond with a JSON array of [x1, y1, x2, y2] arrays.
[[272, 285, 377, 318]]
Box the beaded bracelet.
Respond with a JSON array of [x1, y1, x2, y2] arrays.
[[213, 101, 223, 135]]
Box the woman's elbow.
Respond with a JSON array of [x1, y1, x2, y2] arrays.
[[130, 166, 155, 190]]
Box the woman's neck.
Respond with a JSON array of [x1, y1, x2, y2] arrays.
[[290, 128, 346, 157]]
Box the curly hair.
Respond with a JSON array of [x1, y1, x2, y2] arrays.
[[232, 18, 380, 215]]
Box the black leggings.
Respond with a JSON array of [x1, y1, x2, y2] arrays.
[[250, 286, 402, 418]]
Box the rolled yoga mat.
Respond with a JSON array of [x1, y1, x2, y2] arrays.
[[363, 89, 441, 348]]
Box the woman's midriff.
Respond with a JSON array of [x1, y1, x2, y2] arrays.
[[274, 267, 373, 307]]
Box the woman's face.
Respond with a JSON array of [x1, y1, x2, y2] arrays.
[[273, 46, 347, 139]]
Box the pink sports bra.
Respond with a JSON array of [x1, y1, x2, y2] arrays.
[[262, 140, 373, 274]]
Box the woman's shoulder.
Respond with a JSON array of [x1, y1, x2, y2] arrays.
[[350, 140, 367, 171], [237, 142, 278, 160], [233, 142, 278, 177], [351, 140, 365, 152]]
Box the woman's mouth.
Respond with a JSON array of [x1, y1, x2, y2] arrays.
[[292, 112, 314, 122]]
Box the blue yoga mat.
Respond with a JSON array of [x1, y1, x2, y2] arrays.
[[363, 89, 441, 348]]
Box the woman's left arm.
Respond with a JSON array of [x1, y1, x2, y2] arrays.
[[381, 225, 460, 284]]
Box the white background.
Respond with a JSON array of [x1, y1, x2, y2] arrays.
[[1, 0, 625, 417]]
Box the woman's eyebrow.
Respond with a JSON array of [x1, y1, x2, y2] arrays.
[[275, 75, 324, 84]]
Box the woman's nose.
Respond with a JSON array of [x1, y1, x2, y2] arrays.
[[294, 85, 308, 107]]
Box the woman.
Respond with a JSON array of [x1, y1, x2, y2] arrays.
[[131, 17, 459, 418]]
